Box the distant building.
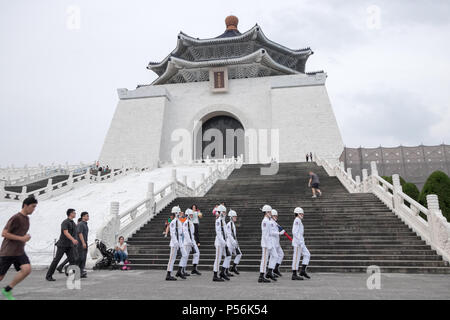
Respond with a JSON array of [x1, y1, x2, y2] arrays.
[[99, 15, 344, 168], [340, 144, 450, 189]]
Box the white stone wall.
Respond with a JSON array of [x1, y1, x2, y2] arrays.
[[99, 73, 344, 167], [99, 96, 167, 169]]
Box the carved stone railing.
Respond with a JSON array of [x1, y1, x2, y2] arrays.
[[95, 157, 243, 250], [315, 154, 450, 263], [0, 165, 135, 202], [0, 163, 94, 185]]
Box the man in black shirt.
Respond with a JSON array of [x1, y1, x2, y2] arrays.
[[45, 209, 78, 281], [77, 212, 89, 278]]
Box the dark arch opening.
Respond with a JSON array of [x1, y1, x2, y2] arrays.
[[195, 115, 245, 160]]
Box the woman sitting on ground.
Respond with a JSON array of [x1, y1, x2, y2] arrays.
[[114, 236, 128, 265]]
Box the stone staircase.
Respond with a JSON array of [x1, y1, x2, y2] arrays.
[[127, 162, 450, 273]]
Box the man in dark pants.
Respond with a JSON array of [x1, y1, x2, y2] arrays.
[[46, 209, 78, 281], [56, 217, 81, 274], [76, 212, 89, 278]]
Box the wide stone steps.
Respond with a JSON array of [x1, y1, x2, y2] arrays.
[[126, 162, 450, 273]]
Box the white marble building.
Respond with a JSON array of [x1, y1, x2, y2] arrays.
[[99, 16, 344, 168]]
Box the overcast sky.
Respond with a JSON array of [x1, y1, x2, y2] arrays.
[[1, 0, 449, 166]]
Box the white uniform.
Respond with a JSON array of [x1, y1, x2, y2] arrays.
[[270, 219, 284, 265], [186, 219, 200, 265], [260, 216, 279, 273], [167, 218, 188, 272], [214, 217, 226, 272], [291, 217, 310, 270], [180, 218, 191, 268], [224, 220, 242, 268]]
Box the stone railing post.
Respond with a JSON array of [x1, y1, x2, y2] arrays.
[[68, 171, 74, 188], [0, 180, 5, 200], [427, 194, 450, 262], [97, 171, 101, 182], [392, 174, 403, 209], [355, 175, 361, 192], [85, 167, 91, 183], [191, 181, 196, 196], [146, 182, 155, 217], [370, 161, 378, 176], [110, 201, 120, 245], [20, 186, 28, 201], [362, 169, 369, 192], [46, 178, 53, 197], [346, 167, 352, 180]]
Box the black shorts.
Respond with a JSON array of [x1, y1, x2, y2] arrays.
[[0, 254, 30, 276], [311, 183, 320, 189]]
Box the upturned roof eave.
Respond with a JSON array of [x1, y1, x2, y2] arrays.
[[151, 49, 300, 85], [147, 24, 312, 75]]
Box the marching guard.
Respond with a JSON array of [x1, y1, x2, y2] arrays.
[[291, 207, 311, 280], [213, 204, 227, 282], [224, 209, 242, 275], [185, 209, 201, 275], [165, 206, 188, 281], [270, 209, 285, 277], [258, 204, 279, 283]]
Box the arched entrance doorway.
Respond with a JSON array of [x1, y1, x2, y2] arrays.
[[195, 115, 245, 160]]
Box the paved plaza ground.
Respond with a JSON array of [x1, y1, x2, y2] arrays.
[[1, 269, 449, 300]]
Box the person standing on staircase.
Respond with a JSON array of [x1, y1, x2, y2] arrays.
[[258, 205, 278, 283], [191, 204, 202, 247], [308, 171, 322, 198], [165, 206, 187, 281], [270, 209, 285, 277], [185, 209, 201, 276], [225, 210, 242, 276], [213, 205, 227, 282], [306, 154, 309, 162], [291, 207, 311, 280]]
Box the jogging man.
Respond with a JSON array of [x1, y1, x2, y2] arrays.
[[0, 196, 36, 300], [308, 171, 322, 198]]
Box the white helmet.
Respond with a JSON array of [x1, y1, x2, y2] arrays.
[[185, 208, 193, 216], [294, 207, 304, 215], [171, 206, 181, 214], [228, 210, 237, 217], [271, 209, 278, 216], [217, 204, 227, 213], [262, 204, 272, 212]]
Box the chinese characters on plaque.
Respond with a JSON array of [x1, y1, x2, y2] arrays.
[[209, 68, 228, 92]]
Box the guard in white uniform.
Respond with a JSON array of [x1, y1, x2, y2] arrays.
[[224, 210, 242, 275], [258, 204, 279, 283], [291, 207, 311, 280], [185, 209, 201, 275], [270, 209, 285, 277], [165, 206, 188, 281], [179, 209, 192, 277], [213, 204, 227, 282]]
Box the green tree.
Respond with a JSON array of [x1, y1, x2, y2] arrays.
[[402, 182, 420, 202], [418, 171, 450, 222]]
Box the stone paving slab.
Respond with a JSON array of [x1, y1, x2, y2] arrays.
[[1, 270, 449, 300]]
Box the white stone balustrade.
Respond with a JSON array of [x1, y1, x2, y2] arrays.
[[96, 157, 243, 247], [315, 154, 450, 263]]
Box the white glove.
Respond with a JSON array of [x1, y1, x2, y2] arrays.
[[280, 230, 286, 235]]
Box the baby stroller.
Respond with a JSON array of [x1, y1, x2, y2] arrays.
[[93, 239, 120, 270]]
